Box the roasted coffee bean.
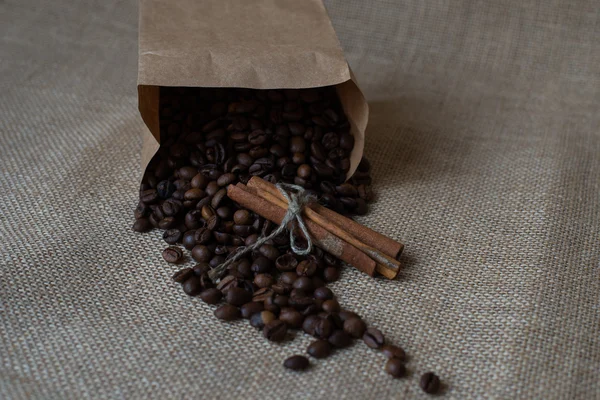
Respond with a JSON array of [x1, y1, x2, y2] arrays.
[[134, 201, 149, 219], [182, 276, 203, 296], [420, 372, 441, 394], [292, 277, 314, 292], [296, 260, 317, 277], [323, 312, 343, 329], [209, 255, 226, 268], [254, 273, 275, 288], [252, 287, 274, 303], [214, 304, 240, 321], [140, 189, 159, 204], [156, 180, 176, 198], [205, 181, 220, 197], [251, 256, 272, 273], [226, 287, 252, 306], [163, 229, 182, 245], [192, 263, 210, 276], [323, 267, 340, 282], [263, 295, 280, 314], [338, 310, 360, 322], [321, 299, 340, 313], [200, 288, 223, 304], [385, 358, 406, 378], [276, 254, 298, 271], [283, 355, 309, 371], [279, 307, 304, 328], [363, 327, 385, 349], [172, 267, 193, 283], [233, 209, 252, 225], [306, 340, 331, 359], [273, 294, 289, 307], [272, 282, 292, 295], [194, 227, 212, 244], [328, 330, 352, 348], [302, 315, 319, 335], [132, 218, 152, 232], [217, 275, 239, 293], [279, 271, 298, 285], [240, 302, 264, 319], [259, 244, 279, 261], [217, 173, 236, 187], [313, 287, 334, 301], [182, 230, 197, 250], [382, 345, 406, 361], [250, 310, 276, 329], [263, 319, 287, 342], [185, 210, 204, 229], [314, 318, 333, 339], [191, 173, 209, 189], [216, 206, 232, 219], [162, 247, 183, 264], [343, 317, 367, 338], [192, 245, 212, 262]]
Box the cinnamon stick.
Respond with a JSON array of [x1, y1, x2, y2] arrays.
[[247, 178, 399, 279], [227, 183, 378, 277], [250, 177, 403, 259]]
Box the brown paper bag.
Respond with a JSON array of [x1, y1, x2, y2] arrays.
[[137, 0, 368, 180]]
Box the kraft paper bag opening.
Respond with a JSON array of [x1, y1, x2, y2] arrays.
[[137, 0, 368, 181]]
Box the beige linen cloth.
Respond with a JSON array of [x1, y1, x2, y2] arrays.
[[1, 0, 598, 399]]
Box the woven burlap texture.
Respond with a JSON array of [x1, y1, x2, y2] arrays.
[[1, 0, 599, 399]]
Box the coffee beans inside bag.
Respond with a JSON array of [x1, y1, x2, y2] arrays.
[[137, 0, 368, 189]]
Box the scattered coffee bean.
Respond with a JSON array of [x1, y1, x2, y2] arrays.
[[306, 340, 331, 359], [200, 288, 223, 304], [214, 304, 240, 321], [132, 218, 152, 232], [328, 330, 353, 348], [283, 355, 309, 371], [363, 327, 385, 349], [172, 267, 193, 283], [182, 276, 203, 296], [163, 229, 182, 245], [263, 320, 287, 342], [420, 372, 441, 394], [162, 246, 183, 263], [385, 358, 406, 378], [381, 345, 406, 361], [343, 317, 367, 338]]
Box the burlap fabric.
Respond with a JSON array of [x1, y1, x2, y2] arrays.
[[1, 0, 599, 398]]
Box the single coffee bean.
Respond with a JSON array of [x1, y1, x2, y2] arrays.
[[259, 244, 279, 261], [313, 287, 334, 301], [272, 282, 292, 295], [200, 288, 223, 304], [139, 189, 159, 204], [250, 310, 276, 329], [338, 310, 360, 322], [420, 372, 441, 394], [296, 260, 317, 277], [217, 275, 239, 293], [217, 173, 236, 187], [172, 267, 193, 283], [192, 245, 212, 263], [251, 256, 272, 273], [385, 358, 406, 378], [254, 273, 275, 288], [158, 217, 177, 230], [191, 173, 209, 189], [321, 299, 340, 313], [162, 246, 183, 264], [313, 318, 333, 339], [252, 287, 274, 303], [292, 277, 314, 292], [343, 317, 367, 338], [182, 276, 203, 296], [233, 209, 252, 225], [192, 263, 210, 276], [279, 307, 304, 328], [226, 287, 252, 306], [240, 302, 264, 319], [363, 327, 385, 349], [214, 304, 240, 321], [323, 266, 340, 282], [328, 330, 352, 348], [263, 320, 287, 342], [273, 294, 289, 307], [132, 218, 152, 232], [263, 295, 280, 314], [194, 227, 212, 244], [283, 355, 309, 371], [279, 271, 298, 285], [276, 254, 298, 271], [306, 340, 331, 359], [182, 230, 197, 250], [163, 229, 182, 245], [302, 315, 319, 335], [382, 345, 406, 361]]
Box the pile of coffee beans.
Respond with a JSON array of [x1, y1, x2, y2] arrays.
[[132, 86, 441, 394]]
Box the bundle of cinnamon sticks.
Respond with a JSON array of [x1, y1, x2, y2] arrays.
[[227, 177, 403, 279]]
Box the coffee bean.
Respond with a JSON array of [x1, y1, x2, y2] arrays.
[[182, 230, 197, 250], [217, 275, 239, 293], [420, 372, 441, 394], [276, 254, 298, 271], [283, 355, 309, 371], [296, 260, 317, 277], [200, 288, 223, 304], [140, 189, 158, 204], [382, 345, 406, 361], [192, 263, 210, 276], [328, 330, 352, 348], [338, 311, 360, 322], [363, 327, 385, 349], [293, 277, 313, 291], [302, 315, 319, 335], [156, 180, 176, 198], [313, 287, 334, 301], [162, 247, 183, 264], [259, 244, 279, 261], [250, 310, 276, 329], [306, 340, 331, 359], [252, 287, 274, 303], [163, 229, 182, 245], [263, 320, 287, 342], [182, 276, 203, 296], [240, 302, 264, 319], [251, 256, 272, 273], [323, 266, 340, 282], [254, 273, 275, 288], [194, 227, 212, 244], [132, 218, 152, 232], [214, 304, 240, 321], [343, 317, 367, 338], [279, 271, 298, 285], [385, 358, 406, 378], [172, 267, 193, 283], [192, 245, 212, 262], [321, 299, 340, 313], [226, 287, 252, 306], [314, 318, 333, 339], [233, 209, 252, 225], [279, 307, 304, 328]]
